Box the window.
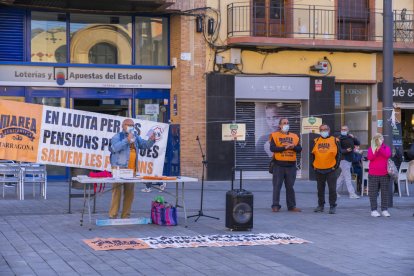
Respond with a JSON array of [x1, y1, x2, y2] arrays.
[[337, 0, 369, 41], [135, 17, 168, 66], [336, 84, 371, 148], [70, 14, 132, 64], [252, 0, 286, 37], [31, 12, 67, 62], [89, 42, 118, 64]]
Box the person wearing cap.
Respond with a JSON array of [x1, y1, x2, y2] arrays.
[[108, 118, 156, 219]]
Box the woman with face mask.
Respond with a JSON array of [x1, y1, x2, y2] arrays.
[[367, 133, 392, 217], [311, 124, 341, 214]]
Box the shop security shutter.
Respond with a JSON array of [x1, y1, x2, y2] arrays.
[[235, 101, 301, 171], [0, 8, 25, 61]]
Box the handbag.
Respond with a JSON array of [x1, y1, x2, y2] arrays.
[[151, 199, 177, 226], [387, 159, 398, 179]]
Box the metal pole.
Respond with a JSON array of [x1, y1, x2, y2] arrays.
[[383, 0, 394, 207]]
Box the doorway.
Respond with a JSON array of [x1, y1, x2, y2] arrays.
[[400, 108, 414, 159]]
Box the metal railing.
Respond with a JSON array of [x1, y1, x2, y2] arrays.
[[227, 3, 413, 43]]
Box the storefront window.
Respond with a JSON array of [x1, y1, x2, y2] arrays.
[[70, 14, 132, 64], [338, 84, 371, 147], [135, 17, 168, 66], [31, 12, 67, 63]]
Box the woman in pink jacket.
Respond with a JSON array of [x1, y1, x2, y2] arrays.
[[367, 133, 392, 217]]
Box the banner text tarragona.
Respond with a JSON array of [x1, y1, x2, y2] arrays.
[[0, 100, 169, 175]]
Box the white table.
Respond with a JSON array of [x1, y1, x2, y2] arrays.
[[71, 176, 198, 229]]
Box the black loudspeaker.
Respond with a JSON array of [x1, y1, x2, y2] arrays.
[[225, 169, 253, 231]]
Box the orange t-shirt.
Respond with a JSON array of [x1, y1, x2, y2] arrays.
[[271, 132, 299, 162]]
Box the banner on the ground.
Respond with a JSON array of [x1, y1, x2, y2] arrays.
[[83, 233, 310, 251], [0, 100, 169, 175]]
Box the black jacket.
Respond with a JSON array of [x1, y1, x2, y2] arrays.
[[338, 135, 360, 162]]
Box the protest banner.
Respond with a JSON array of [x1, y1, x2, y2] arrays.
[[0, 100, 169, 175]]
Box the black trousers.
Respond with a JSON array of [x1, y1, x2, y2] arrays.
[[315, 170, 338, 208], [272, 165, 297, 209]]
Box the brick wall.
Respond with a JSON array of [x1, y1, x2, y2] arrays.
[[170, 0, 207, 178]]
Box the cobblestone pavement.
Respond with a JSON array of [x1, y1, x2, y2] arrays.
[[0, 179, 413, 276]]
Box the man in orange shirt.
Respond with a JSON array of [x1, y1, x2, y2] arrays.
[[270, 118, 302, 212], [312, 124, 341, 214]]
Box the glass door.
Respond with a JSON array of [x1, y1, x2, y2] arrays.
[[134, 89, 171, 174], [26, 87, 69, 181]]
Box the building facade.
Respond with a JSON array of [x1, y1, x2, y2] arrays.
[[0, 0, 209, 180], [202, 0, 414, 180]]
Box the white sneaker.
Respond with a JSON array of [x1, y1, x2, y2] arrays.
[[141, 187, 152, 193], [349, 193, 360, 199], [159, 182, 167, 191], [371, 210, 381, 217], [381, 210, 391, 217], [336, 193, 341, 198]]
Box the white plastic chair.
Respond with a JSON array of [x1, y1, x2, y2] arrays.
[[21, 163, 47, 199], [397, 162, 410, 197], [0, 163, 22, 199], [361, 161, 369, 196]]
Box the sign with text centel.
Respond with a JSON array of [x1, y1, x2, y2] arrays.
[[0, 65, 171, 89]]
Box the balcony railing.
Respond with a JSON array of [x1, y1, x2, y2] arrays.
[[227, 3, 414, 43]]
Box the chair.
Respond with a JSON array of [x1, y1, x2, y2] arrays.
[[0, 163, 22, 199], [397, 162, 410, 197], [21, 163, 47, 200], [361, 161, 369, 196]]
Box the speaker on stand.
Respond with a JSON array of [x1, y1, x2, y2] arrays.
[[225, 168, 253, 231]]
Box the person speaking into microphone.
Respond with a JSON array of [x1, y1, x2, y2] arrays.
[[108, 118, 156, 219]]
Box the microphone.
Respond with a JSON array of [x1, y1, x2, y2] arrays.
[[196, 135, 199, 141]]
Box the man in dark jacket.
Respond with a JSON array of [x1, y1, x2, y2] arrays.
[[336, 125, 360, 199]]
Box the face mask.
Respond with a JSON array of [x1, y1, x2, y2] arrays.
[[127, 126, 134, 133], [341, 131, 348, 136], [282, 125, 289, 132], [320, 131, 329, 138]]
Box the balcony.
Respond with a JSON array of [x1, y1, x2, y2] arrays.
[[0, 0, 176, 12], [227, 3, 414, 52]]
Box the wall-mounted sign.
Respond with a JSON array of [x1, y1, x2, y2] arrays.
[[0, 65, 171, 89], [145, 104, 159, 115], [301, 117, 322, 134], [222, 124, 246, 141], [378, 83, 414, 102], [315, 79, 322, 92]]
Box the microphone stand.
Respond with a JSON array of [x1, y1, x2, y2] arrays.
[[187, 136, 219, 222]]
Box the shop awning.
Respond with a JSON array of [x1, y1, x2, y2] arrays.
[[0, 0, 176, 13]]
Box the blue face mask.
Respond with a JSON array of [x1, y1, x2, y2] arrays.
[[320, 131, 329, 138], [341, 131, 348, 136]]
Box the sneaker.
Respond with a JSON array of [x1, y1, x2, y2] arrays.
[[349, 193, 360, 199], [314, 206, 324, 213], [141, 187, 152, 193], [381, 210, 391, 217], [159, 182, 167, 191], [336, 193, 341, 198], [371, 210, 381, 217], [4, 184, 15, 188], [329, 207, 336, 214], [288, 207, 301, 212]]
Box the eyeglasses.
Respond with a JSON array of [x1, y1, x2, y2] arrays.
[[320, 128, 329, 131]]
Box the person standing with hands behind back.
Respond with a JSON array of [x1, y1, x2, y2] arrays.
[[108, 118, 156, 219], [312, 124, 341, 214], [367, 133, 392, 217], [270, 118, 302, 212]]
